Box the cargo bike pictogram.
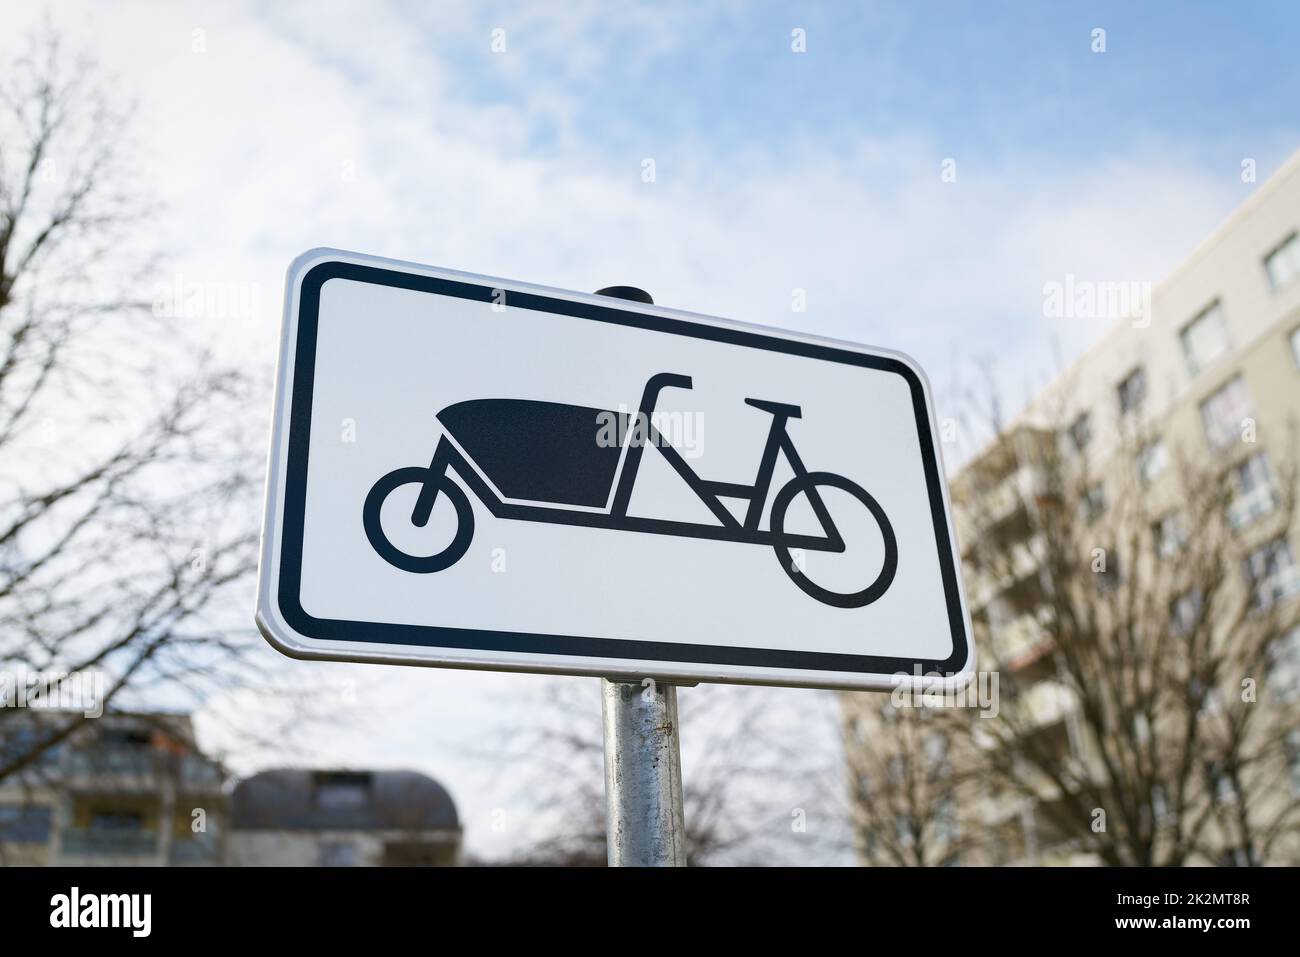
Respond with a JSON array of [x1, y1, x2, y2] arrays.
[[363, 373, 898, 608]]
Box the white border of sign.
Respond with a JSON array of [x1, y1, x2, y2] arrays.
[[256, 248, 975, 692]]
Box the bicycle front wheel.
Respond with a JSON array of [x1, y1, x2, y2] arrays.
[[769, 472, 897, 609]]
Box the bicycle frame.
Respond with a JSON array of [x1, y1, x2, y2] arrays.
[[415, 373, 846, 553]]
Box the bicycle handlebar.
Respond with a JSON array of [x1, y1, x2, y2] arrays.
[[637, 372, 693, 420]]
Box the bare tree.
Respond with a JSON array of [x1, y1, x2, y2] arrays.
[[0, 31, 262, 780], [470, 678, 848, 865], [840, 695, 997, 866], [842, 363, 1300, 866], [954, 388, 1300, 865]]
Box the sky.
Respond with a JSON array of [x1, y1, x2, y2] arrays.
[[5, 0, 1300, 862]]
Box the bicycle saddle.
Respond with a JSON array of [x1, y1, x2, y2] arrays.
[[744, 398, 802, 419]]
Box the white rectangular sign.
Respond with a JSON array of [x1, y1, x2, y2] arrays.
[[256, 249, 974, 690]]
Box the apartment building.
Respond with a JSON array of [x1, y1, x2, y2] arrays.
[[1, 716, 464, 867], [843, 149, 1300, 866], [0, 711, 227, 866]]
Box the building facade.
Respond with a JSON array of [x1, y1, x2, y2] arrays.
[[0, 711, 226, 866], [1, 716, 464, 867], [842, 149, 1300, 866]]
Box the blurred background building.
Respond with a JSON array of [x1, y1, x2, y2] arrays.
[[1, 715, 463, 866], [842, 148, 1300, 866], [229, 768, 462, 866], [0, 712, 226, 866]]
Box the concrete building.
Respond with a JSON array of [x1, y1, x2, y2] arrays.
[[843, 148, 1300, 865], [1, 717, 463, 867], [0, 712, 226, 866], [228, 768, 462, 866]]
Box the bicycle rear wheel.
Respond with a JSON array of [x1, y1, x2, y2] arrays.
[[363, 467, 475, 573]]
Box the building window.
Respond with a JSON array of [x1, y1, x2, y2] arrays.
[[1190, 676, 1216, 712], [1081, 482, 1106, 523], [856, 772, 873, 800], [314, 771, 372, 810], [1269, 627, 1300, 703], [1096, 551, 1122, 593], [1228, 452, 1276, 529], [923, 733, 948, 769], [1179, 302, 1231, 377], [1286, 729, 1300, 796], [0, 804, 53, 844], [1206, 763, 1237, 805], [1211, 774, 1232, 806], [1265, 232, 1300, 291], [1170, 589, 1203, 635], [1132, 713, 1151, 745], [89, 811, 145, 831], [1117, 366, 1147, 416], [935, 797, 959, 846], [1199, 375, 1253, 449], [888, 755, 906, 785], [1244, 538, 1300, 610], [0, 727, 62, 768], [1151, 785, 1170, 824], [1152, 513, 1187, 558], [1066, 412, 1091, 455], [1137, 438, 1168, 485]]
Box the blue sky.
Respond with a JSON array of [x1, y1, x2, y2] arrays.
[[8, 0, 1300, 862], [421, 2, 1300, 167]]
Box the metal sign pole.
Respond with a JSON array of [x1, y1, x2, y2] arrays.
[[593, 285, 687, 867], [601, 678, 686, 866]]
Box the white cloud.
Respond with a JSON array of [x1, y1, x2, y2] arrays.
[[9, 2, 1272, 390]]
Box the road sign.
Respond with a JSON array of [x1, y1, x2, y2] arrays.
[[256, 248, 974, 691]]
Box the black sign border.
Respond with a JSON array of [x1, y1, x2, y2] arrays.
[[278, 260, 969, 678]]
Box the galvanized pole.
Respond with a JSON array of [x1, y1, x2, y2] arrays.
[[593, 284, 687, 867], [600, 678, 687, 866]]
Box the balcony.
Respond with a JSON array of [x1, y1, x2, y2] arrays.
[[61, 828, 159, 857], [68, 749, 153, 774], [992, 618, 1056, 677], [958, 465, 1047, 552], [64, 750, 223, 792], [969, 538, 1047, 610], [1021, 681, 1077, 730]]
